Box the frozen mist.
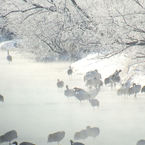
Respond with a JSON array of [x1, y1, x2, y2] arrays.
[[0, 50, 145, 145]]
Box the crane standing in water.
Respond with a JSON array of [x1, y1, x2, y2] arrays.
[[57, 79, 64, 88], [67, 66, 73, 75], [0, 94, 4, 102], [0, 130, 17, 145], [7, 50, 12, 63], [48, 131, 65, 145]]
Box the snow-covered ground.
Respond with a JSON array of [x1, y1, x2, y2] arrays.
[[72, 52, 145, 86]]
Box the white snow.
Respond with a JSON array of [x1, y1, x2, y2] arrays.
[[0, 39, 21, 50], [72, 53, 145, 86]]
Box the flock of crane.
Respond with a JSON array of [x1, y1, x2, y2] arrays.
[[57, 67, 101, 108], [57, 67, 145, 106], [0, 57, 145, 145], [0, 119, 99, 145], [56, 66, 145, 145], [0, 50, 12, 102], [0, 65, 100, 145], [0, 129, 94, 145]]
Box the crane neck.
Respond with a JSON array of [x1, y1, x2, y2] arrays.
[[70, 140, 73, 145], [7, 50, 10, 55]]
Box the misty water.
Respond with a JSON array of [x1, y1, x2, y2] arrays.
[[0, 50, 145, 145]]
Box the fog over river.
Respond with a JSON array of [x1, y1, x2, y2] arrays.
[[0, 50, 145, 145]]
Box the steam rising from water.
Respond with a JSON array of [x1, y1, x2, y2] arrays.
[[0, 51, 145, 145]]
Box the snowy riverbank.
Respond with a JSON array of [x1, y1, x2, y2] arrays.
[[72, 53, 145, 86]]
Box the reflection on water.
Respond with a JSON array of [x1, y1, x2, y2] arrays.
[[0, 50, 145, 145]]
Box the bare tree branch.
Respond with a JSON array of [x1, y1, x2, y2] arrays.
[[133, 0, 145, 10], [22, 9, 43, 21], [0, 7, 37, 18], [99, 45, 132, 59], [69, 0, 90, 20], [35, 34, 67, 55], [0, 2, 57, 18]]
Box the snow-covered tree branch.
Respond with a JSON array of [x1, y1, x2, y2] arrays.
[[0, 0, 145, 61]]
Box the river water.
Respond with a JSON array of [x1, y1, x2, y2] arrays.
[[0, 50, 145, 145]]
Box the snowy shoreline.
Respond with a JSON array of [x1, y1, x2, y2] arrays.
[[72, 53, 145, 86]]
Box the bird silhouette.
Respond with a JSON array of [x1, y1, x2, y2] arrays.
[[89, 99, 99, 107], [0, 94, 4, 102], [0, 130, 17, 144], [73, 87, 90, 102], [7, 50, 12, 63], [70, 140, 85, 145], [128, 83, 141, 97], [67, 66, 73, 75], [64, 85, 75, 97], [57, 79, 64, 88], [136, 139, 145, 145], [141, 86, 145, 93], [23, 0, 27, 2], [74, 129, 88, 140], [48, 131, 65, 145], [12, 141, 35, 145], [86, 126, 100, 137]]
